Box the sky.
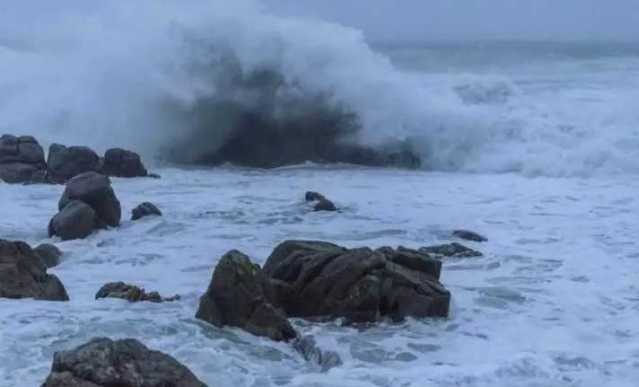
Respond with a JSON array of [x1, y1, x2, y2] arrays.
[[264, 0, 639, 42]]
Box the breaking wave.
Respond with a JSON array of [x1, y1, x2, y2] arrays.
[[0, 1, 638, 175]]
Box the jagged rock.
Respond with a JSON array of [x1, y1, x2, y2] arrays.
[[263, 240, 450, 322], [95, 282, 179, 303], [196, 250, 297, 342], [59, 172, 121, 227], [34, 243, 63, 268], [49, 201, 97, 241], [0, 134, 47, 183], [47, 143, 100, 183], [41, 337, 207, 387], [420, 242, 482, 258], [101, 148, 148, 178], [293, 335, 342, 371], [0, 239, 68, 301], [453, 229, 488, 242], [131, 202, 162, 221]]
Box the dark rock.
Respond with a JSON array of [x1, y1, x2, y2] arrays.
[[34, 244, 63, 268], [305, 191, 326, 202], [131, 202, 162, 221], [59, 172, 121, 227], [95, 282, 179, 303], [49, 201, 97, 241], [148, 173, 161, 179], [47, 144, 100, 183], [41, 337, 207, 387], [420, 242, 483, 258], [0, 134, 47, 183], [452, 229, 488, 242], [314, 198, 337, 212], [293, 335, 342, 371], [0, 239, 69, 301], [101, 148, 148, 178], [196, 250, 297, 342], [262, 240, 450, 322]]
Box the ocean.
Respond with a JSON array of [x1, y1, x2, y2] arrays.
[[1, 2, 638, 386]]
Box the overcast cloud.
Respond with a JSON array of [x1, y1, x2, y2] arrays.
[[264, 0, 639, 42]]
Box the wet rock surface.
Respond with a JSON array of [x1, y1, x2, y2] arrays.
[[453, 229, 488, 242], [49, 201, 97, 241], [41, 337, 207, 387], [293, 335, 342, 371], [0, 239, 68, 301], [34, 243, 63, 268], [59, 172, 121, 227], [95, 282, 179, 303], [0, 134, 47, 184], [196, 250, 297, 342], [101, 148, 148, 178], [420, 242, 483, 258], [131, 202, 162, 221], [305, 191, 337, 212]]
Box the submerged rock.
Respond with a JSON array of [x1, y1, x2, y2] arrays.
[[196, 250, 297, 342], [0, 134, 48, 184], [305, 191, 337, 212], [420, 242, 483, 258], [101, 148, 148, 178], [95, 282, 179, 303], [131, 202, 162, 221], [41, 337, 207, 387], [293, 335, 342, 371], [49, 201, 97, 241], [0, 239, 68, 301], [453, 229, 488, 242], [34, 243, 63, 268], [263, 240, 450, 322], [47, 143, 101, 183], [59, 172, 121, 227]]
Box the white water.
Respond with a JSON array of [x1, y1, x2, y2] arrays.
[[1, 166, 638, 386]]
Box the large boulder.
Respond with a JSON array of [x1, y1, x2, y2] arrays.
[[0, 134, 47, 183], [96, 282, 179, 303], [59, 172, 121, 227], [47, 143, 100, 183], [0, 239, 69, 301], [49, 201, 97, 241], [101, 148, 147, 177], [41, 337, 207, 387], [263, 241, 450, 322], [196, 250, 297, 342]]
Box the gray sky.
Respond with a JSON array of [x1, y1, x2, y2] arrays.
[[264, 0, 639, 42]]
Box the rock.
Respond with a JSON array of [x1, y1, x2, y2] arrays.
[[262, 240, 450, 322], [0, 134, 47, 183], [196, 250, 297, 342], [101, 148, 148, 178], [95, 282, 179, 303], [49, 201, 97, 241], [47, 143, 100, 183], [41, 337, 207, 387], [305, 191, 326, 202], [304, 191, 337, 211], [34, 243, 63, 268], [59, 172, 121, 227], [148, 172, 161, 179], [131, 202, 162, 221], [452, 229, 488, 242], [314, 198, 337, 212], [0, 239, 69, 301], [293, 335, 342, 371], [420, 242, 482, 258]]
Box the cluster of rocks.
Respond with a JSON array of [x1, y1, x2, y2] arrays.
[[0, 134, 150, 185], [305, 191, 337, 212], [49, 172, 122, 240], [96, 282, 179, 303]]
